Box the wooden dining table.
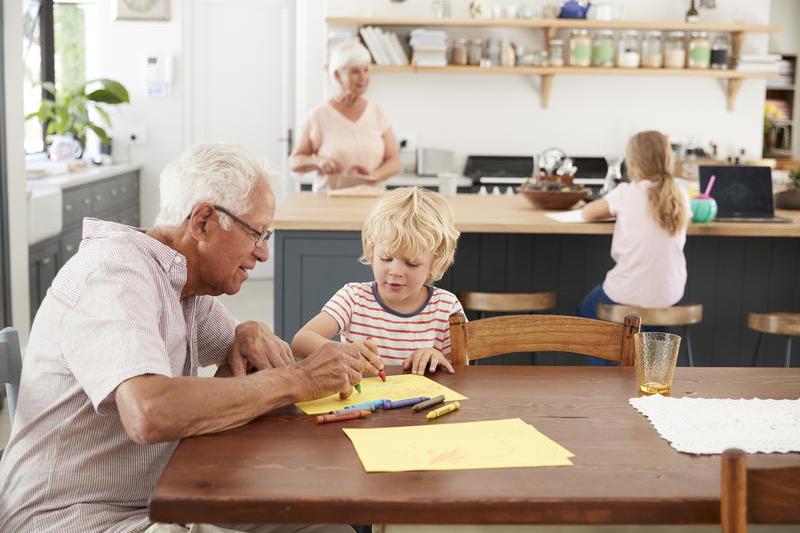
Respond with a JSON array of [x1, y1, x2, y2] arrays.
[[149, 366, 800, 526]]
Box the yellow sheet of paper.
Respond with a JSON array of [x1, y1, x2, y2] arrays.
[[343, 418, 575, 472], [295, 374, 467, 415]]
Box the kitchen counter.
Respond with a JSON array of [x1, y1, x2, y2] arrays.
[[292, 173, 473, 189], [26, 162, 142, 191], [275, 192, 800, 237]]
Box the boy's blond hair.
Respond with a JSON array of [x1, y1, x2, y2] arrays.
[[360, 187, 460, 283], [626, 130, 688, 236]]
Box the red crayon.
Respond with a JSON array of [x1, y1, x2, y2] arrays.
[[315, 410, 372, 424], [378, 370, 386, 382]]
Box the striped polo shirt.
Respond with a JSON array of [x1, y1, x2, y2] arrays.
[[322, 281, 464, 363]]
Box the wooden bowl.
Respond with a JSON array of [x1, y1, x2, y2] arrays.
[[517, 187, 589, 210]]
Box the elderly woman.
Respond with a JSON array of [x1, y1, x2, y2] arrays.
[[290, 40, 400, 192]]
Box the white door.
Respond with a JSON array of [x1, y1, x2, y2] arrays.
[[186, 0, 294, 278]]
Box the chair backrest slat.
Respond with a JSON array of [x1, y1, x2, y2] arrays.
[[449, 314, 640, 366]]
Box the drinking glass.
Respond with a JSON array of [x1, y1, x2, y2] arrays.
[[634, 332, 681, 394]]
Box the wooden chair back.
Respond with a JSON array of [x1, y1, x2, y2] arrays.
[[597, 303, 703, 326], [721, 448, 800, 533], [459, 291, 557, 313], [448, 313, 641, 366], [747, 312, 800, 336]]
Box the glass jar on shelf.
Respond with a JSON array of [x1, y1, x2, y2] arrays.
[[592, 30, 615, 67], [710, 33, 730, 69], [500, 40, 516, 67], [617, 30, 641, 68], [452, 38, 468, 66], [569, 29, 591, 67], [687, 31, 711, 69], [468, 38, 484, 66], [549, 39, 565, 67], [664, 31, 686, 68], [641, 31, 663, 68]]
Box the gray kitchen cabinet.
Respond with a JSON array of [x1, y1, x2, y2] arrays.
[[29, 170, 140, 319]]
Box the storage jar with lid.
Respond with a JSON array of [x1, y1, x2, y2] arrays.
[[617, 30, 641, 68], [569, 29, 591, 67], [687, 31, 711, 69], [641, 31, 663, 68], [710, 33, 730, 69], [549, 39, 565, 67], [468, 38, 483, 66], [452, 38, 468, 66], [664, 31, 686, 68], [592, 30, 615, 67], [500, 40, 516, 67]]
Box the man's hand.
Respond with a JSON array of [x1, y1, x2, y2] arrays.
[[228, 321, 293, 376], [403, 348, 455, 375], [295, 341, 365, 401]]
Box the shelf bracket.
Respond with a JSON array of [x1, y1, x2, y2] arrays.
[[726, 78, 742, 112], [540, 74, 554, 108]]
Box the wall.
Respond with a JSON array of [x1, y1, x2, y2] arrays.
[[5, 0, 30, 339], [769, 0, 800, 54], [299, 0, 773, 164]]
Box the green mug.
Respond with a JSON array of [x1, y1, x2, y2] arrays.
[[690, 196, 717, 223]]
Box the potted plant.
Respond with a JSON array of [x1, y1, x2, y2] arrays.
[[775, 167, 800, 210], [26, 78, 130, 159]]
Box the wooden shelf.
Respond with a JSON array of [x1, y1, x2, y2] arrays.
[[327, 17, 779, 34]]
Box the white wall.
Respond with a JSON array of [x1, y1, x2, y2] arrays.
[[769, 0, 800, 54], [5, 0, 31, 339], [299, 0, 773, 163]]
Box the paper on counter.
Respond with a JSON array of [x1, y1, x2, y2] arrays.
[[545, 210, 615, 223], [344, 418, 574, 472], [296, 374, 467, 415]]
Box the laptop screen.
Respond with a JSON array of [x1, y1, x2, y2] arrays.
[[698, 166, 774, 218]]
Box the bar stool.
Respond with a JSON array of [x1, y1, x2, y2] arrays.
[[458, 291, 557, 366], [747, 312, 800, 368], [597, 304, 703, 367]]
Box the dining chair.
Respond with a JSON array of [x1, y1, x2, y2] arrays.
[[0, 327, 22, 459], [721, 448, 800, 533], [448, 313, 641, 366], [747, 312, 800, 368], [597, 303, 703, 367]]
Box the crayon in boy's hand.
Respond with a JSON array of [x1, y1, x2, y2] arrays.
[[378, 370, 386, 382], [354, 383, 362, 394]]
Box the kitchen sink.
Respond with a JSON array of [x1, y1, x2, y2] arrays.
[[27, 185, 63, 245]]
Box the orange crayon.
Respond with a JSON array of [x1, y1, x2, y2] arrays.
[[316, 410, 372, 424]]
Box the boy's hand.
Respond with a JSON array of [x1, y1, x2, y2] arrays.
[[350, 339, 384, 375], [403, 348, 455, 375]]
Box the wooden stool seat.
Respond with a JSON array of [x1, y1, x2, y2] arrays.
[[747, 312, 800, 368], [597, 304, 703, 367], [458, 291, 557, 313]]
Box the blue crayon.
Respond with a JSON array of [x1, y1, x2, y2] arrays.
[[382, 397, 430, 410], [329, 405, 376, 415], [343, 399, 386, 411]]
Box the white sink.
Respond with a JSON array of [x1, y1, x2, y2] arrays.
[[27, 186, 63, 245]]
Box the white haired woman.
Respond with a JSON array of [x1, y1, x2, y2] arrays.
[[290, 40, 400, 192]]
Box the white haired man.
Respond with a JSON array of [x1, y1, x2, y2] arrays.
[[0, 144, 377, 533], [290, 39, 400, 192]]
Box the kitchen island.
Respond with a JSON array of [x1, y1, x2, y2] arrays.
[[274, 193, 800, 366]]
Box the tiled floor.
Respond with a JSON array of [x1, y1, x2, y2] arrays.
[[0, 279, 275, 448]]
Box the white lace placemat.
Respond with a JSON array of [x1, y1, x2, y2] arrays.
[[629, 394, 800, 455]]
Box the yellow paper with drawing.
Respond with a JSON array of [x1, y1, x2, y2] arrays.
[[295, 374, 468, 415], [344, 418, 574, 472]]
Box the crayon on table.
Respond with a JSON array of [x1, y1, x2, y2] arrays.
[[426, 401, 460, 420], [316, 410, 372, 424], [382, 397, 429, 410], [411, 395, 445, 412], [329, 405, 376, 415], [344, 400, 387, 411]]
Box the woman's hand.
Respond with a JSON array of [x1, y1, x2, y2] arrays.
[[316, 156, 342, 175], [347, 165, 373, 180], [403, 348, 455, 375]]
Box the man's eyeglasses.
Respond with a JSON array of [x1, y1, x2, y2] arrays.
[[213, 205, 272, 247]]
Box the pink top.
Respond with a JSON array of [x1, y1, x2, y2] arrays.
[[300, 100, 391, 192], [322, 282, 464, 364], [602, 181, 690, 307]]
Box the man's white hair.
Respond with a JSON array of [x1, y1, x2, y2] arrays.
[[154, 143, 273, 229], [328, 39, 372, 88]]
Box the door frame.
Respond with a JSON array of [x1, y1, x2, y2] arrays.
[[0, 0, 12, 326]]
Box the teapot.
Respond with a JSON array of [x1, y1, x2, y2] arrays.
[[48, 134, 82, 161], [559, 0, 591, 19]]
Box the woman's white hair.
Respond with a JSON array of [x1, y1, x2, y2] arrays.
[[154, 143, 273, 229], [328, 39, 372, 87]]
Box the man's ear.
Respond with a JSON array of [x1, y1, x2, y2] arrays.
[[188, 203, 215, 242]]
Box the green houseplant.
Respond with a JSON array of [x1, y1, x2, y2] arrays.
[[775, 167, 800, 210], [26, 78, 130, 156]]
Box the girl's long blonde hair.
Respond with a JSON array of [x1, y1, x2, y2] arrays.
[[625, 131, 687, 236]]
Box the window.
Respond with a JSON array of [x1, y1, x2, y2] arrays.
[[23, 0, 97, 154]]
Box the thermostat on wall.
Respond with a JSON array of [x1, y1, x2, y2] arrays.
[[145, 53, 173, 98]]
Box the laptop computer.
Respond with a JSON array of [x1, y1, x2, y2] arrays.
[[698, 165, 791, 223]]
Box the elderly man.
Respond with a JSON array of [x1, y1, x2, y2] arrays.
[[0, 144, 378, 533]]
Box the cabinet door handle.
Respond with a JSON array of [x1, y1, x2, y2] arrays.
[[83, 197, 91, 205], [41, 257, 51, 265], [95, 194, 103, 202], [65, 244, 74, 252], [111, 189, 119, 196], [65, 203, 73, 211], [121, 186, 128, 193]]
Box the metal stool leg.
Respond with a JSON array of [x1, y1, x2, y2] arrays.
[[683, 325, 695, 367], [750, 332, 763, 367], [786, 336, 793, 368]]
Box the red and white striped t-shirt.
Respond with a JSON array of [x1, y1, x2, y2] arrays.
[[322, 281, 464, 364]]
